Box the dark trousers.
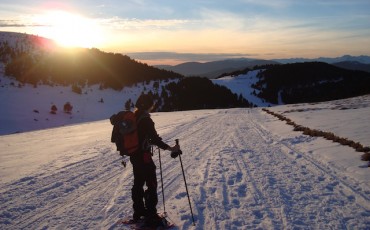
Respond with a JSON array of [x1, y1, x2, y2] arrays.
[[130, 152, 158, 217]]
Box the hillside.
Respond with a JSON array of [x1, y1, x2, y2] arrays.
[[333, 61, 370, 73], [0, 65, 251, 135], [255, 62, 370, 104], [0, 31, 57, 54], [0, 31, 182, 90], [212, 69, 270, 107], [213, 62, 370, 105]]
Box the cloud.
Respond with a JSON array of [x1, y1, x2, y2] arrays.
[[98, 17, 191, 30], [196, 8, 249, 31], [0, 20, 48, 28], [0, 20, 25, 27], [126, 52, 257, 62], [238, 0, 369, 8], [240, 0, 295, 8]]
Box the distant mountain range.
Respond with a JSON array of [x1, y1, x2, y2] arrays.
[[156, 59, 279, 78], [156, 55, 370, 78], [274, 55, 370, 64]]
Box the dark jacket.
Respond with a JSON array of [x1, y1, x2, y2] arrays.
[[135, 110, 169, 153]]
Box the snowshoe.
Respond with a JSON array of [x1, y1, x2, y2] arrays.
[[137, 213, 175, 230]]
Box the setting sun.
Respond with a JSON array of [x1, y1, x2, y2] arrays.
[[33, 10, 104, 48]]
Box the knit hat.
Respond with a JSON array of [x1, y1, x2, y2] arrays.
[[135, 93, 154, 110]]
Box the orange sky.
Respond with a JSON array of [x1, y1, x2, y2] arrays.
[[1, 1, 369, 64]]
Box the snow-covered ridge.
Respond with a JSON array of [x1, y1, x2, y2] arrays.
[[0, 31, 57, 51]]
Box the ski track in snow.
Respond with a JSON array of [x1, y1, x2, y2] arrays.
[[185, 109, 369, 229], [0, 109, 369, 229]]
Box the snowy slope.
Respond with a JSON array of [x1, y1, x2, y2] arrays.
[[211, 70, 271, 107], [0, 65, 174, 135], [0, 107, 369, 229], [268, 96, 370, 148]]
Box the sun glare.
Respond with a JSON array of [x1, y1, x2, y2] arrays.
[[34, 11, 103, 48]]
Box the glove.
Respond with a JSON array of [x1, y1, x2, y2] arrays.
[[171, 149, 182, 158]]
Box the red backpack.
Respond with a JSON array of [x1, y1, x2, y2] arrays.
[[110, 111, 141, 156]]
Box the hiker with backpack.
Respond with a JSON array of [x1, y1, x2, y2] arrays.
[[110, 93, 180, 228]]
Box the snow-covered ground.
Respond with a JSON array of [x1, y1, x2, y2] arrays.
[[212, 70, 272, 107], [1, 103, 369, 229], [0, 62, 369, 229], [268, 96, 370, 148], [0, 66, 173, 135]]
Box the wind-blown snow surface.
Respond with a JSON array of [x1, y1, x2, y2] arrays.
[[1, 105, 369, 229]]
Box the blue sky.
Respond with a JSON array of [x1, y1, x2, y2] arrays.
[[1, 0, 370, 64]]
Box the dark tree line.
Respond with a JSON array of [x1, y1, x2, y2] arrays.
[[252, 62, 370, 104], [2, 45, 182, 90], [124, 77, 253, 112], [159, 77, 252, 111], [216, 64, 277, 79]]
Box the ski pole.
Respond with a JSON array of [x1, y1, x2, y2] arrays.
[[158, 147, 167, 216], [176, 139, 195, 225]]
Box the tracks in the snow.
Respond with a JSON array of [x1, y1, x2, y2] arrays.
[[1, 109, 369, 229]]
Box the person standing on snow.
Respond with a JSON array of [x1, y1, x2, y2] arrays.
[[130, 93, 179, 226]]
